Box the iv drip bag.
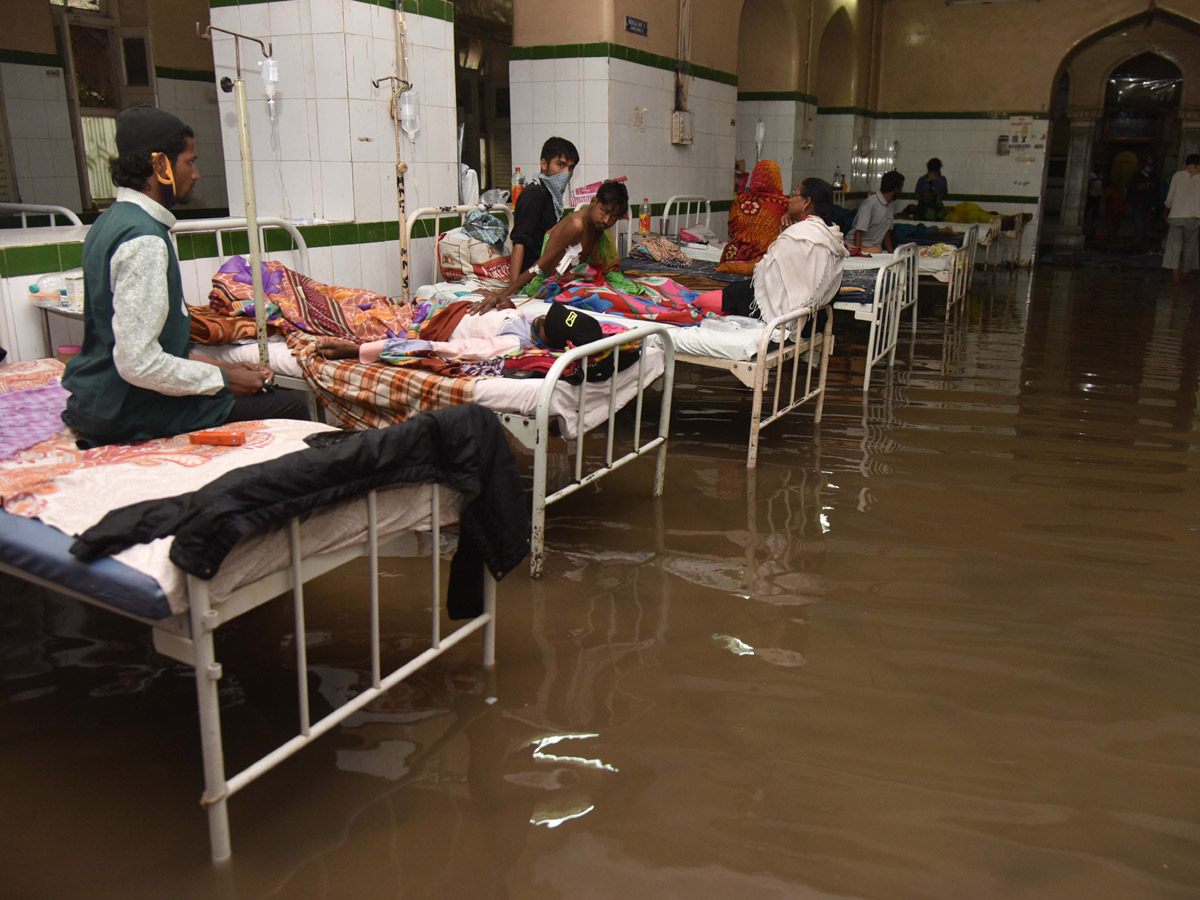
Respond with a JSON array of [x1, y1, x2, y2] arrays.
[[400, 89, 421, 140]]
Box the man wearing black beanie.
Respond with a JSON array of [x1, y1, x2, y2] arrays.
[[61, 105, 309, 447]]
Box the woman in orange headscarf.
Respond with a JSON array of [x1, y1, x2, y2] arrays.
[[716, 160, 789, 275]]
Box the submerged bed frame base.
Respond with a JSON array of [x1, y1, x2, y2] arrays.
[[1, 486, 496, 863], [406, 204, 676, 577], [677, 303, 833, 468]]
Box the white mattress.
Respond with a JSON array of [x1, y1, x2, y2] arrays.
[[844, 252, 952, 282]]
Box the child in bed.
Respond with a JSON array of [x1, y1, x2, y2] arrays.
[[315, 301, 604, 363], [473, 136, 579, 312]]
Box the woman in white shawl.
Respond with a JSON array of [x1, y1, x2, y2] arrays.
[[694, 178, 848, 324]]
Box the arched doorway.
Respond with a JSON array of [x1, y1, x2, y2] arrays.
[[1042, 9, 1200, 254], [812, 8, 857, 189]]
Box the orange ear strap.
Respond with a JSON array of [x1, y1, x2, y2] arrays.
[[152, 152, 175, 188]]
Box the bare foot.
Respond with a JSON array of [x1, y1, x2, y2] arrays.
[[316, 337, 360, 359]]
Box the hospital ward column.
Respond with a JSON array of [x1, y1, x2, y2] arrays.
[[61, 105, 310, 448]]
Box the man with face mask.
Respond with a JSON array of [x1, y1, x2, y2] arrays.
[[62, 105, 309, 447], [472, 136, 578, 314]]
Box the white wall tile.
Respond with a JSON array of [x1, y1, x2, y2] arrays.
[[353, 161, 383, 221], [270, 0, 303, 36], [308, 0, 344, 34], [331, 241, 361, 286], [316, 100, 351, 162], [312, 33, 348, 99], [348, 99, 379, 162], [345, 33, 374, 101], [322, 161, 354, 220]]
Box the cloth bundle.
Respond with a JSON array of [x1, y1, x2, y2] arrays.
[[631, 235, 692, 268], [209, 256, 415, 342]]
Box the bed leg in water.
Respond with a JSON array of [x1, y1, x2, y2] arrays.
[[186, 574, 233, 863]]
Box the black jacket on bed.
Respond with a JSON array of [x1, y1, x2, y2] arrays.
[[70, 404, 529, 619]]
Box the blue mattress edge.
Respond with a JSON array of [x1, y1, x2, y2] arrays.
[[0, 509, 173, 620]]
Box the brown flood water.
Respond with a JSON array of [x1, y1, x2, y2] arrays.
[[3, 267, 1200, 899]]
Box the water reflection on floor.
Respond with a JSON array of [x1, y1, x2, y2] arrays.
[[3, 267, 1200, 899]]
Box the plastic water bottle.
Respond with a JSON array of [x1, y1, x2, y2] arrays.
[[638, 198, 651, 234], [511, 166, 525, 204], [34, 273, 65, 295]]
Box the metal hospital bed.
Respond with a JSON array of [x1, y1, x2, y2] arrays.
[[405, 204, 676, 576], [0, 371, 501, 863], [0, 201, 84, 227]]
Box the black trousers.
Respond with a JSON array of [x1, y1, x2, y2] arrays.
[[223, 387, 312, 423]]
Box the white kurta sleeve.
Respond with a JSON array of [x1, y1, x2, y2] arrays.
[[110, 236, 228, 397]]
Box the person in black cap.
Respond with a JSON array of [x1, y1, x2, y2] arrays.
[[61, 105, 309, 447], [315, 299, 607, 362]]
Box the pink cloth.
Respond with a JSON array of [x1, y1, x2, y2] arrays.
[[0, 380, 69, 459]]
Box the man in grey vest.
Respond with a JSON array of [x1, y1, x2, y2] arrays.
[[62, 105, 308, 447]]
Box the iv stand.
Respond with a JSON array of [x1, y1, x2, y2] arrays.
[[197, 23, 273, 368]]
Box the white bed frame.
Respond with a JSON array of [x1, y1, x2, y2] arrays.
[[833, 244, 915, 394], [618, 193, 832, 467], [407, 204, 675, 577], [0, 201, 83, 227], [171, 216, 318, 417], [0, 484, 495, 863], [617, 194, 712, 256], [676, 306, 833, 467]]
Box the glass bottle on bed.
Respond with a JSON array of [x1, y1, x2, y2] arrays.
[[638, 198, 651, 234]]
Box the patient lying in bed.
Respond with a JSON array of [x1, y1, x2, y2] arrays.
[[316, 302, 603, 364]]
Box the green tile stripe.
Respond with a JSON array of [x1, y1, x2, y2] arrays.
[[0, 49, 63, 68], [737, 91, 818, 105], [0, 243, 80, 279], [156, 66, 215, 84], [172, 218, 453, 261], [817, 107, 1050, 120], [209, 0, 453, 19], [511, 43, 737, 87]]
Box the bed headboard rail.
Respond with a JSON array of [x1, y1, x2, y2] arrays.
[[169, 216, 310, 275]]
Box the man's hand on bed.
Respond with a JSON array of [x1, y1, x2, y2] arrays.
[[469, 291, 516, 315], [226, 365, 267, 396]]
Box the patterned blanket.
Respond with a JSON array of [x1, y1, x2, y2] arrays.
[[208, 256, 415, 341], [288, 334, 476, 431]]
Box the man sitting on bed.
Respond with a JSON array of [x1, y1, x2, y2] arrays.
[[852, 170, 904, 252], [62, 105, 309, 448]]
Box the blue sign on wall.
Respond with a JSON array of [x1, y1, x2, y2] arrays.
[[625, 16, 648, 37]]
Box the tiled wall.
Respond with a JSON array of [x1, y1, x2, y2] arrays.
[[734, 95, 826, 194], [510, 45, 735, 239], [0, 60, 79, 211], [209, 0, 458, 295], [156, 73, 228, 211]]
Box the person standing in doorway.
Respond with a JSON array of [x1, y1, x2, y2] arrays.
[[1162, 153, 1200, 286], [1126, 153, 1160, 253]]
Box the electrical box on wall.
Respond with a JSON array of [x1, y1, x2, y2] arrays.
[[670, 110, 693, 145]]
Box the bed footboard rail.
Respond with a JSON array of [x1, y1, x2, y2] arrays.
[[184, 484, 496, 862], [529, 322, 675, 577], [745, 304, 834, 467]]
